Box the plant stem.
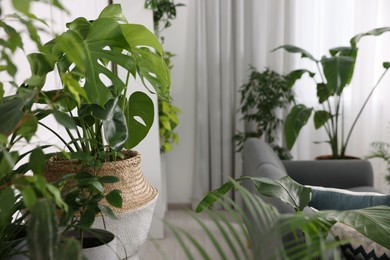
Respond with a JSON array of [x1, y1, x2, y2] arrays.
[[38, 122, 75, 153], [341, 68, 389, 157]]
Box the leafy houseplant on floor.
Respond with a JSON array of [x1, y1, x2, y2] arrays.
[[235, 67, 299, 160], [276, 27, 390, 159], [145, 0, 183, 153], [30, 4, 170, 259], [180, 176, 390, 259], [0, 0, 84, 259]]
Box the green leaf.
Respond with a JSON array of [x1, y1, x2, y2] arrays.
[[16, 115, 38, 141], [273, 45, 317, 62], [21, 187, 37, 209], [12, 0, 30, 14], [98, 205, 118, 220], [78, 206, 97, 227], [314, 110, 332, 129], [52, 110, 76, 129], [124, 92, 155, 149], [28, 199, 58, 260], [61, 72, 88, 105], [98, 4, 128, 23], [321, 206, 390, 250], [99, 176, 120, 183], [316, 83, 332, 103], [121, 23, 163, 55], [284, 104, 312, 150], [105, 189, 122, 208], [251, 176, 311, 212], [196, 181, 235, 212], [102, 99, 128, 150], [26, 53, 55, 87], [0, 187, 16, 225], [29, 147, 46, 175], [0, 96, 24, 136], [321, 56, 355, 95], [285, 69, 315, 88], [350, 27, 390, 48], [383, 62, 390, 69]]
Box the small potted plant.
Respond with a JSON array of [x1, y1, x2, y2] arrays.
[[235, 67, 298, 159], [275, 27, 390, 159], [28, 4, 170, 259]]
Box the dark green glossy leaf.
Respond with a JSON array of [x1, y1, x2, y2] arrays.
[[314, 110, 332, 129], [124, 92, 154, 149], [384, 62, 390, 69], [273, 45, 317, 62], [78, 206, 97, 228], [29, 147, 46, 175], [284, 104, 312, 150], [285, 69, 315, 88], [317, 83, 332, 103], [26, 53, 55, 87], [321, 55, 355, 95], [0, 96, 24, 136], [105, 189, 122, 208], [99, 176, 119, 183], [52, 110, 77, 129]]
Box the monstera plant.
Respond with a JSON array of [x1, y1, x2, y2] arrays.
[[276, 27, 390, 159], [33, 4, 170, 160]]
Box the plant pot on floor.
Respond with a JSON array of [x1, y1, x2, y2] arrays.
[[65, 228, 116, 260], [44, 151, 158, 259]]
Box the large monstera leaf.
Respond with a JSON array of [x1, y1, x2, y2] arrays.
[[46, 4, 170, 107], [123, 91, 154, 149]]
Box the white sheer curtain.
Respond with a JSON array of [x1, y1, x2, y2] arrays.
[[193, 0, 390, 200], [192, 0, 295, 203]]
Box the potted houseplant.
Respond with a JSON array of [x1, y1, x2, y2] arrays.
[[29, 4, 170, 259], [0, 0, 84, 259], [145, 0, 184, 153], [234, 67, 299, 159], [275, 27, 390, 159]]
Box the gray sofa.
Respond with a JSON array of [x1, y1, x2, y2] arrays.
[[242, 138, 378, 213]]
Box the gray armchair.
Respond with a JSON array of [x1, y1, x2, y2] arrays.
[[242, 138, 378, 213]]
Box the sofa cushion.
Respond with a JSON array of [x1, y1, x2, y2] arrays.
[[331, 222, 390, 260], [308, 186, 390, 210]]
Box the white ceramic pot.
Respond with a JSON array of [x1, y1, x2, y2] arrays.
[[93, 193, 158, 259]]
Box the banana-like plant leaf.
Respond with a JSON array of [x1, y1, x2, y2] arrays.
[[196, 176, 311, 212], [273, 45, 318, 62], [350, 27, 390, 48], [320, 206, 390, 250], [321, 55, 355, 95], [284, 104, 312, 150], [316, 83, 332, 103], [124, 91, 154, 149], [250, 176, 311, 212], [285, 69, 315, 88], [314, 110, 332, 129]]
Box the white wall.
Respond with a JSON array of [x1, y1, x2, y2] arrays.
[[161, 0, 197, 204]]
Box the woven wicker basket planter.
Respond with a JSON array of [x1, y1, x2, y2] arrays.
[[44, 150, 158, 259]]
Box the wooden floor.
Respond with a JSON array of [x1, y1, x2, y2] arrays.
[[139, 210, 249, 260]]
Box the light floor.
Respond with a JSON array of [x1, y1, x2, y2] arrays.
[[139, 210, 249, 260]]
